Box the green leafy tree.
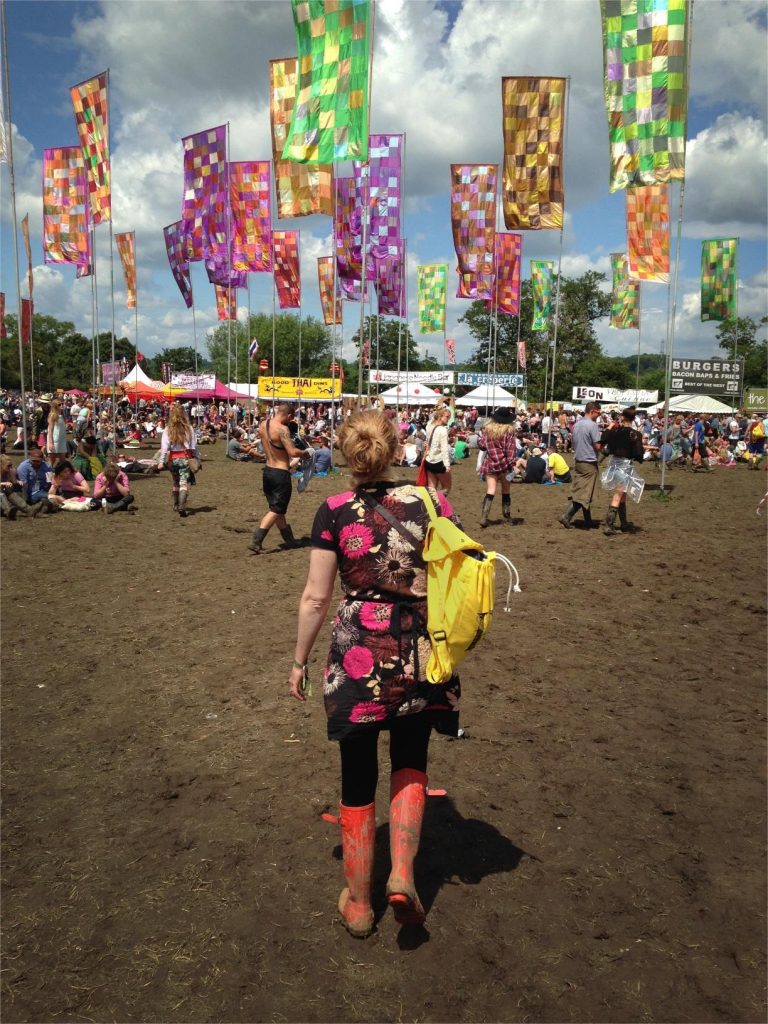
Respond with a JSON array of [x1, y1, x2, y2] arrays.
[[144, 347, 211, 381], [207, 313, 333, 383], [716, 316, 768, 389]]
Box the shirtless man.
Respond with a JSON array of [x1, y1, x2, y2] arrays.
[[249, 404, 311, 554]]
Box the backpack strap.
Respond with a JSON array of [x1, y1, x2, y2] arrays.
[[356, 488, 421, 549], [416, 486, 439, 524]]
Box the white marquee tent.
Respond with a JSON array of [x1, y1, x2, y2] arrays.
[[646, 394, 736, 415], [377, 384, 443, 406], [455, 384, 518, 408], [119, 363, 164, 389]]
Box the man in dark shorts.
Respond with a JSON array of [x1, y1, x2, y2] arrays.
[[249, 403, 312, 554]]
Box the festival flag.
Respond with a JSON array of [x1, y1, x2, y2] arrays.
[[626, 185, 669, 282], [354, 134, 403, 264], [115, 231, 137, 308], [485, 232, 522, 316], [610, 252, 640, 329], [334, 176, 362, 284], [76, 262, 92, 279], [181, 125, 227, 263], [530, 260, 555, 330], [318, 256, 343, 325], [446, 338, 456, 365], [163, 220, 193, 309], [70, 72, 111, 223], [282, 0, 372, 164], [43, 147, 90, 266], [502, 77, 565, 230], [205, 260, 247, 289], [248, 339, 259, 360], [451, 164, 497, 300], [20, 298, 33, 344], [161, 361, 173, 383], [701, 238, 738, 322], [601, 0, 689, 192], [0, 294, 6, 338], [375, 241, 406, 318], [269, 57, 333, 218], [215, 284, 238, 321], [273, 230, 301, 309], [517, 341, 527, 369], [230, 161, 273, 273], [417, 264, 447, 334], [21, 214, 33, 299]]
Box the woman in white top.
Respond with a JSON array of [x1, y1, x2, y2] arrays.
[[423, 406, 452, 493], [159, 403, 201, 518], [46, 400, 68, 463]]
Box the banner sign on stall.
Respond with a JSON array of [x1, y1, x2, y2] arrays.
[[572, 386, 659, 405], [171, 372, 217, 391], [743, 387, 768, 412], [102, 361, 123, 385], [368, 369, 455, 385], [669, 358, 743, 396], [260, 376, 341, 400], [458, 372, 525, 388]]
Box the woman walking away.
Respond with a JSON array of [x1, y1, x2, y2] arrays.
[[423, 406, 452, 493], [159, 403, 201, 518], [601, 406, 645, 535], [288, 409, 461, 937], [46, 400, 69, 464], [478, 408, 517, 527]]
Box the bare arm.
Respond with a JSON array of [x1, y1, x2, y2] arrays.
[[277, 425, 310, 461], [288, 548, 338, 701]]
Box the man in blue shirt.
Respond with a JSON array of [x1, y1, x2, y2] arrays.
[[17, 447, 53, 506], [313, 436, 332, 474], [559, 402, 603, 529], [692, 415, 711, 472]]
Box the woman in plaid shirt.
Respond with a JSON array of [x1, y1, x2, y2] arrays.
[[478, 409, 518, 527]]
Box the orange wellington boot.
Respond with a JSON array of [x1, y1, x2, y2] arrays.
[[338, 802, 376, 938], [386, 768, 427, 926]]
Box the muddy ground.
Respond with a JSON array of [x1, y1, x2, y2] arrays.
[[2, 444, 766, 1024]]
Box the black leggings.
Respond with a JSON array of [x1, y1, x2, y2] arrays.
[[339, 715, 432, 807]]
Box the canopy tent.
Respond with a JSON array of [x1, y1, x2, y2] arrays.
[[119, 363, 163, 388], [227, 382, 259, 400], [64, 388, 88, 396], [455, 385, 518, 408], [174, 380, 252, 402], [377, 384, 443, 406], [647, 394, 736, 415], [121, 382, 185, 402]]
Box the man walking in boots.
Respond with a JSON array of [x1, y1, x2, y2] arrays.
[[559, 402, 602, 529], [600, 406, 645, 535], [249, 404, 312, 554]]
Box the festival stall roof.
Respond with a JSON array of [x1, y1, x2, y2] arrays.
[[455, 385, 518, 408], [119, 363, 163, 388], [227, 382, 259, 400], [174, 380, 252, 401], [121, 383, 185, 402], [65, 388, 88, 396], [378, 384, 442, 406], [647, 394, 736, 414]]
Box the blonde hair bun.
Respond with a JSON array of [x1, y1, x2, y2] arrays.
[[338, 410, 398, 483]]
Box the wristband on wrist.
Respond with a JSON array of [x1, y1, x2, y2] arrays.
[[293, 659, 306, 671]]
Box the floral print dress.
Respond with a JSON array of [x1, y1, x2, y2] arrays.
[[311, 483, 461, 741]]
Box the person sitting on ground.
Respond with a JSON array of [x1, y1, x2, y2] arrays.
[[91, 462, 135, 513], [522, 447, 548, 484], [452, 434, 469, 460], [1, 455, 43, 518], [17, 447, 53, 507], [72, 435, 105, 481], [226, 428, 259, 461], [546, 447, 572, 484], [47, 459, 91, 510], [313, 435, 333, 475]]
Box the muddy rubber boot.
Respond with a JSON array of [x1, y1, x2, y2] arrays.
[[279, 524, 299, 548], [603, 508, 619, 536], [177, 490, 189, 518], [386, 768, 427, 926], [173, 491, 179, 511], [338, 802, 376, 938], [559, 502, 578, 529], [582, 506, 593, 528], [28, 501, 45, 518], [480, 494, 493, 528], [501, 495, 512, 522], [249, 527, 268, 554], [617, 504, 634, 533], [6, 506, 17, 520]]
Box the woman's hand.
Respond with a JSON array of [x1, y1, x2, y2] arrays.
[[288, 664, 307, 702]]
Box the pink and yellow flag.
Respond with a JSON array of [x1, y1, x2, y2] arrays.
[[318, 256, 343, 325], [43, 147, 90, 267], [626, 185, 669, 282], [502, 77, 565, 230], [70, 72, 110, 224], [115, 231, 137, 308], [163, 221, 193, 309], [485, 232, 522, 316], [270, 57, 333, 218], [215, 284, 238, 321], [451, 164, 497, 300], [181, 125, 227, 263], [230, 161, 273, 273], [273, 230, 301, 309]]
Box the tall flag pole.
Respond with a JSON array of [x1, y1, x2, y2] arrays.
[[2, 1, 29, 456], [610, 252, 642, 404], [21, 213, 34, 395], [700, 238, 738, 322]]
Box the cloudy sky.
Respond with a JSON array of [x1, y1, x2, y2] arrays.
[[1, 0, 766, 374]]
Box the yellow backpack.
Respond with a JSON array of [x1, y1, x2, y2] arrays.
[[415, 487, 519, 684]]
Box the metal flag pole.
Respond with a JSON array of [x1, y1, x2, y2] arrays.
[[225, 123, 233, 441], [634, 306, 642, 407], [89, 225, 99, 420], [247, 278, 252, 420], [546, 76, 570, 422], [132, 232, 139, 418], [191, 274, 201, 426], [106, 69, 118, 421], [514, 277, 523, 409], [1, 0, 29, 458]]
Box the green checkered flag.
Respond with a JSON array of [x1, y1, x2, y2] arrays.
[[417, 265, 447, 334], [701, 238, 738, 322]]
